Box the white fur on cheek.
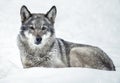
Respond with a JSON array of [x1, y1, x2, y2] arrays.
[[24, 31, 35, 45], [42, 32, 51, 45], [24, 31, 51, 49]]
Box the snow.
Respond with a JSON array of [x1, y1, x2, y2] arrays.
[[0, 0, 120, 83], [0, 68, 120, 83]]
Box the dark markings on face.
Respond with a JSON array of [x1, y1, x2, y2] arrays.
[[20, 14, 55, 37]]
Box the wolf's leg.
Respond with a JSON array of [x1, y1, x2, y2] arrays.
[[69, 47, 115, 70]]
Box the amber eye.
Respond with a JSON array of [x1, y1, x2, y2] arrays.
[[42, 27, 47, 30]]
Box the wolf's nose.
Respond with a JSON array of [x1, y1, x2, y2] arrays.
[[35, 37, 42, 45]]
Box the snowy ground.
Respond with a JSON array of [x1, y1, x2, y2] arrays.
[[0, 0, 120, 83]]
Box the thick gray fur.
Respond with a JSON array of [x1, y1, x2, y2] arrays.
[[17, 5, 115, 71]]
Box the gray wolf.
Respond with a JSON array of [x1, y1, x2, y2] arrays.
[[17, 5, 115, 71]]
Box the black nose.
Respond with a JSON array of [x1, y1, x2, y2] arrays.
[[35, 37, 42, 45]]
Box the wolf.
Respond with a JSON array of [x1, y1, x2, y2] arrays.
[[17, 5, 115, 71]]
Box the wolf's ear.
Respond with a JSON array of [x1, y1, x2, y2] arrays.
[[20, 5, 31, 23], [45, 6, 57, 24]]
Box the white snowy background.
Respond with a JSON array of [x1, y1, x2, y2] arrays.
[[0, 0, 120, 83]]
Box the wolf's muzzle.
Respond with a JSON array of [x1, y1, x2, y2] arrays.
[[35, 37, 42, 45]]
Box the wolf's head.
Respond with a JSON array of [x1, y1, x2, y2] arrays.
[[19, 5, 57, 48]]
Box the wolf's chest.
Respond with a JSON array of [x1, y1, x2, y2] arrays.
[[22, 50, 66, 67], [39, 51, 66, 67]]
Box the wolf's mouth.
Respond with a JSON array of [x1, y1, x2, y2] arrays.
[[35, 37, 42, 45]]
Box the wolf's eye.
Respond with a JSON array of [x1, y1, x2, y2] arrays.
[[42, 27, 47, 30], [29, 26, 34, 30]]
